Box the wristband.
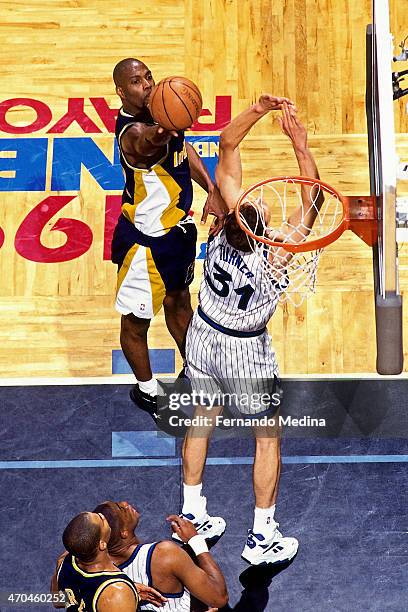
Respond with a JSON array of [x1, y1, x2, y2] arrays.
[[187, 534, 209, 556]]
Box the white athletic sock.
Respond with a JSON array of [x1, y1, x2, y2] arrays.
[[253, 505, 277, 537], [182, 483, 206, 518], [138, 378, 158, 396]]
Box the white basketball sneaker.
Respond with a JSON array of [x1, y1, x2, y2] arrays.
[[241, 523, 299, 565], [172, 510, 226, 543]]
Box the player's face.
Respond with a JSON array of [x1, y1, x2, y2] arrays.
[[115, 500, 140, 531], [120, 63, 155, 109]]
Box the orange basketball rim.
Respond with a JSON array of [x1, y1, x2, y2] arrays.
[[235, 176, 378, 252]]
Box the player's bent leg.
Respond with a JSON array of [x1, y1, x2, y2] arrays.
[[121, 313, 151, 381], [241, 425, 298, 565], [164, 289, 193, 359], [121, 314, 161, 422], [173, 405, 226, 543]]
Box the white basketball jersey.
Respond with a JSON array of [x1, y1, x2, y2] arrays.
[[199, 231, 285, 332], [119, 543, 191, 612]]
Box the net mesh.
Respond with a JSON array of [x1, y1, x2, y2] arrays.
[[237, 177, 345, 306]]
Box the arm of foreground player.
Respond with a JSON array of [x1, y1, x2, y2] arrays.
[[165, 515, 228, 608], [216, 94, 295, 210], [97, 581, 139, 612], [50, 552, 68, 608]]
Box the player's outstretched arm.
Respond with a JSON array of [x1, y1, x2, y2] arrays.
[[121, 123, 178, 159], [165, 516, 228, 608], [97, 581, 139, 612], [216, 94, 295, 210], [278, 102, 324, 241]]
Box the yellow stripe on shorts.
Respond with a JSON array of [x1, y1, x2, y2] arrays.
[[116, 243, 139, 295], [146, 247, 166, 315]]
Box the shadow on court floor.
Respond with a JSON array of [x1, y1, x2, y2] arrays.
[[0, 382, 407, 611]]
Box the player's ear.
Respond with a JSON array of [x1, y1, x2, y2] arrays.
[[120, 528, 129, 539], [116, 85, 124, 99], [99, 539, 108, 551]]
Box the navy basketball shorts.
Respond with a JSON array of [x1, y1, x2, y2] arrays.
[[112, 215, 197, 319]]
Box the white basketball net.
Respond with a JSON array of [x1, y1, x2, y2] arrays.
[[237, 177, 344, 307]]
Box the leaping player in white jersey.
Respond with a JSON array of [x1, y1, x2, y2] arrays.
[[177, 96, 324, 565]]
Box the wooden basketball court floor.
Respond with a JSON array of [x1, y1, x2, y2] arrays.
[[0, 0, 407, 377], [0, 2, 407, 611]]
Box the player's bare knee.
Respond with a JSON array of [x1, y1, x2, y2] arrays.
[[164, 289, 191, 313], [121, 313, 150, 341]]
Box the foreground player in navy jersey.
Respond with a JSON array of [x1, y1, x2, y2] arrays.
[[111, 58, 226, 421], [51, 511, 139, 611], [178, 99, 324, 566]]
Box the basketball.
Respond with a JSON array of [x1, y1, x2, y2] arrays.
[[149, 76, 203, 131]]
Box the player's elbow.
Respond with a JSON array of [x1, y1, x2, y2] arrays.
[[219, 130, 236, 151], [207, 583, 228, 608], [210, 590, 229, 608]]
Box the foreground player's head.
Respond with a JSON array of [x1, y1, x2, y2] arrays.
[[62, 511, 111, 563], [224, 202, 270, 252], [113, 58, 154, 112], [93, 501, 140, 549]]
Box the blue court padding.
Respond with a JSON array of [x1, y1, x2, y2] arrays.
[[112, 348, 175, 374], [112, 431, 176, 457], [1, 381, 407, 610], [1, 454, 408, 469]]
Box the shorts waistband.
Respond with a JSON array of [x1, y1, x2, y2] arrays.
[[197, 306, 266, 338]]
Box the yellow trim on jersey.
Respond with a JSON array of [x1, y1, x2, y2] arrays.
[[116, 244, 139, 294], [92, 578, 139, 612], [122, 170, 148, 224], [71, 556, 123, 578], [155, 164, 184, 231], [146, 248, 166, 315]]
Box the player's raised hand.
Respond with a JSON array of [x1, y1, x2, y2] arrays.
[[201, 185, 228, 234], [167, 514, 198, 543], [256, 94, 296, 113], [277, 101, 308, 153]]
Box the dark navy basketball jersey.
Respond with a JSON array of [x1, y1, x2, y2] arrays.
[[57, 554, 139, 611], [115, 107, 193, 237]]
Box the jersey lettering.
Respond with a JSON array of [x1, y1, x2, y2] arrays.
[[206, 262, 255, 310]]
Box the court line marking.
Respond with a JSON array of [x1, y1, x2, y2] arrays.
[[0, 455, 407, 469], [0, 374, 407, 386]]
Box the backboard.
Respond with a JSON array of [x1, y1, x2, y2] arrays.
[[366, 0, 403, 374]]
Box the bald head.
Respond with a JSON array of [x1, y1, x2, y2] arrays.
[[113, 58, 146, 87], [62, 512, 102, 563], [113, 58, 154, 113]]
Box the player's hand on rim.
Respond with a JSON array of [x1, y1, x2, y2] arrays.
[[277, 101, 308, 152], [256, 93, 296, 113], [167, 514, 198, 543]]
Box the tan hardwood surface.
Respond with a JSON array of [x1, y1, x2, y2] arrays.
[[0, 0, 407, 376]]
